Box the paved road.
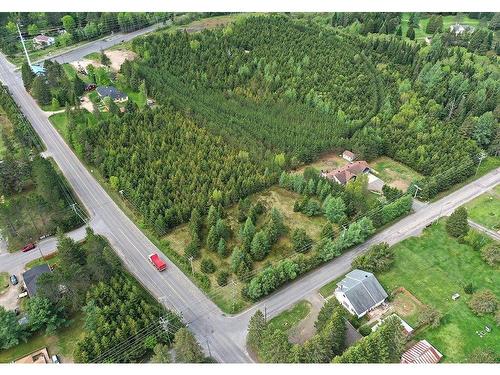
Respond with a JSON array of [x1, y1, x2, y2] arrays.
[[468, 220, 500, 241], [1, 27, 499, 362], [0, 224, 89, 275], [33, 22, 169, 66]]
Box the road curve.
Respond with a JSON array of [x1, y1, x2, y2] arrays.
[[1, 28, 499, 362]]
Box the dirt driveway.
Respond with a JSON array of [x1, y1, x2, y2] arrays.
[[0, 281, 21, 311], [289, 292, 324, 344], [105, 49, 137, 72]]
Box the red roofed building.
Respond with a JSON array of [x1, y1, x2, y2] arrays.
[[321, 161, 370, 185], [401, 340, 443, 364]]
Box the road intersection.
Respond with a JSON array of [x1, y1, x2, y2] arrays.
[[0, 27, 499, 362]]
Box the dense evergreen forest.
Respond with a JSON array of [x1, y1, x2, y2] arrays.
[[68, 14, 498, 231]]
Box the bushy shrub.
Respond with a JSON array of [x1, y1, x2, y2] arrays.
[[200, 258, 216, 274], [216, 271, 229, 286], [417, 305, 442, 328], [481, 243, 500, 266], [468, 289, 498, 316], [446, 207, 469, 238], [352, 242, 393, 273]]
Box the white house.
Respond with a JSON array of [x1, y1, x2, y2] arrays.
[[335, 269, 388, 318], [449, 23, 475, 36], [33, 35, 55, 47], [342, 150, 356, 163]]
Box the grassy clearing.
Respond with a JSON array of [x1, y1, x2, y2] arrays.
[[377, 221, 499, 362], [0, 272, 9, 294], [465, 185, 500, 231], [164, 186, 328, 311], [0, 109, 12, 156], [319, 276, 343, 299], [293, 151, 347, 174], [267, 300, 311, 333], [25, 253, 60, 270], [401, 13, 487, 42], [370, 156, 423, 191], [0, 313, 84, 363], [84, 51, 101, 61]]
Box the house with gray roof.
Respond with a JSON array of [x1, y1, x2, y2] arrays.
[[22, 264, 51, 297], [96, 86, 128, 103], [334, 269, 388, 318]]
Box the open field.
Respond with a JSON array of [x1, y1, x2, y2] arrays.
[[293, 152, 347, 174], [0, 313, 84, 363], [164, 186, 329, 311], [25, 253, 60, 270], [378, 221, 499, 362], [401, 13, 487, 41], [370, 156, 423, 191], [465, 185, 500, 231]]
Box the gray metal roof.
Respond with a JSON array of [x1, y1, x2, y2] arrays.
[[22, 264, 51, 297], [96, 86, 127, 100], [337, 269, 388, 316]]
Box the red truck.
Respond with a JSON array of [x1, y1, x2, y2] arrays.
[[21, 243, 36, 252], [148, 253, 167, 271]]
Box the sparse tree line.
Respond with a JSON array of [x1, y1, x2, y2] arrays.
[[0, 86, 81, 248]]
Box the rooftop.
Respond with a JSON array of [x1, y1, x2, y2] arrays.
[[337, 269, 388, 316], [401, 340, 443, 364], [322, 160, 370, 184], [22, 264, 51, 297], [96, 86, 127, 101]]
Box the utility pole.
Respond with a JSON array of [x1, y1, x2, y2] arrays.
[[188, 256, 194, 274], [413, 184, 422, 199], [71, 203, 87, 224], [17, 23, 32, 67], [475, 152, 486, 176]]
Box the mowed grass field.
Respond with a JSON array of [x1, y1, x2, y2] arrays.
[[267, 300, 312, 333], [465, 185, 500, 231], [378, 222, 499, 362], [370, 156, 423, 191]]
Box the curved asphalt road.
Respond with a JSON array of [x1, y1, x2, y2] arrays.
[[1, 29, 499, 362]]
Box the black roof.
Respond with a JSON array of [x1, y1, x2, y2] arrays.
[[22, 264, 51, 297], [96, 86, 127, 100]]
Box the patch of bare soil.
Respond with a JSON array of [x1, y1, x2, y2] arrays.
[[105, 49, 137, 72], [181, 16, 238, 34], [391, 287, 424, 317], [390, 179, 410, 191], [0, 283, 20, 311], [294, 151, 347, 174], [79, 96, 94, 112], [70, 59, 103, 73], [289, 293, 323, 345]]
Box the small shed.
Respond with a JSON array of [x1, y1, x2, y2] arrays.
[[401, 340, 443, 364], [342, 150, 356, 162]]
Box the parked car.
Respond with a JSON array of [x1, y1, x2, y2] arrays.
[[51, 355, 60, 364], [18, 291, 28, 299], [21, 243, 36, 252], [10, 274, 18, 285]]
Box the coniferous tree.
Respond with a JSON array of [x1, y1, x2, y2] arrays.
[[247, 310, 266, 351], [174, 328, 206, 363], [21, 61, 35, 90], [446, 207, 469, 238]]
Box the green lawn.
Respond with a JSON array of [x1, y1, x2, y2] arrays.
[[25, 253, 60, 270], [465, 185, 500, 231], [84, 51, 101, 61], [267, 300, 311, 333], [319, 276, 342, 299], [0, 272, 9, 294], [401, 13, 487, 42], [377, 221, 499, 362], [370, 156, 423, 191], [0, 314, 84, 363]]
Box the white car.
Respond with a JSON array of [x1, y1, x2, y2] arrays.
[[51, 354, 60, 363]]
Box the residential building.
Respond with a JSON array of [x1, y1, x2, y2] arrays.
[[342, 150, 356, 162], [321, 160, 370, 185], [22, 264, 51, 297], [33, 35, 55, 47], [96, 86, 128, 103], [14, 348, 51, 364], [449, 23, 475, 35], [401, 340, 443, 364], [334, 269, 388, 318]]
